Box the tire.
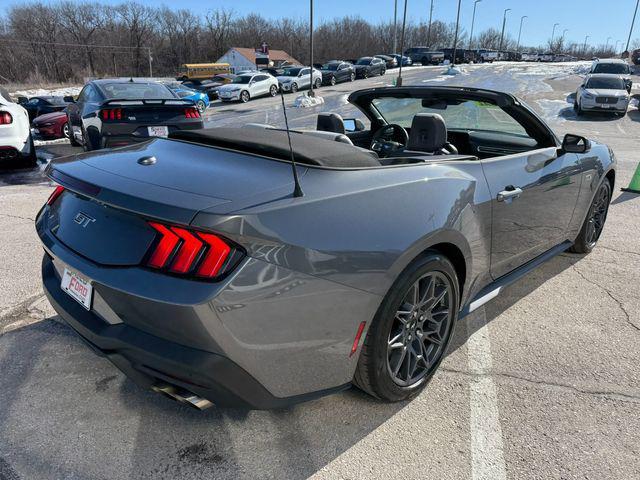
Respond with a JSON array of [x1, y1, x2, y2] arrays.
[[363, 70, 369, 79], [380, 68, 386, 76], [575, 100, 583, 116], [314, 78, 322, 89], [22, 135, 37, 168], [269, 85, 278, 96], [67, 121, 80, 146], [569, 178, 611, 254], [350, 72, 356, 82], [354, 253, 459, 402], [62, 122, 70, 139], [240, 90, 250, 103], [330, 75, 337, 86], [195, 100, 206, 113], [291, 83, 299, 93]]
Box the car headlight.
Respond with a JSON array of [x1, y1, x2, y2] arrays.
[[583, 93, 594, 99]]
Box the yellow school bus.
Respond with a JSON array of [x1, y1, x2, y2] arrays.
[[176, 63, 231, 81]]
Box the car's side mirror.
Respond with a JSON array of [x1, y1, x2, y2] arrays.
[[344, 118, 365, 132], [562, 133, 591, 153]]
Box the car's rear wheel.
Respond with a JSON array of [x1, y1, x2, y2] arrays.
[[330, 75, 337, 86], [363, 70, 369, 79], [380, 68, 386, 75], [314, 78, 322, 89], [350, 72, 356, 82], [269, 85, 278, 96], [291, 83, 299, 93], [240, 90, 250, 103], [62, 122, 70, 139], [569, 178, 611, 254], [354, 253, 459, 402], [195, 100, 206, 113]]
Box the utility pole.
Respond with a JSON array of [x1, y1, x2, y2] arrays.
[[452, 0, 462, 66], [309, 0, 314, 96], [426, 0, 434, 47], [112, 53, 118, 77], [468, 0, 482, 50], [147, 48, 153, 77], [397, 0, 408, 86], [498, 8, 511, 53], [605, 36, 612, 51], [516, 15, 527, 52], [393, 0, 398, 54], [625, 0, 639, 53], [583, 35, 590, 57]]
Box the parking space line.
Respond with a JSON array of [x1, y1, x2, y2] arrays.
[[466, 309, 507, 480]]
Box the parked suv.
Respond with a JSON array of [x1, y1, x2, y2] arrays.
[[590, 58, 632, 92], [353, 57, 386, 78], [404, 47, 444, 65], [575, 73, 630, 116]]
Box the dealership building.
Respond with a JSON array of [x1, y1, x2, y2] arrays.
[[216, 47, 301, 73]]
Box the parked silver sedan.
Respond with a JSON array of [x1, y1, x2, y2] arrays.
[[277, 66, 323, 93], [575, 74, 630, 116]]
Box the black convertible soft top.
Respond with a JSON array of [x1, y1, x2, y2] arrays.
[[169, 127, 381, 168]]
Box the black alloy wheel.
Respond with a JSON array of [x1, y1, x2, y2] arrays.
[[569, 178, 611, 253]]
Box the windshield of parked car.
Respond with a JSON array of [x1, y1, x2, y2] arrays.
[[586, 77, 625, 90], [282, 67, 302, 76], [101, 83, 174, 100], [592, 63, 630, 74], [322, 63, 339, 70], [232, 75, 253, 84], [356, 58, 372, 65], [371, 97, 529, 136]]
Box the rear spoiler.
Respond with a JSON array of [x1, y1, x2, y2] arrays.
[[102, 98, 195, 107]]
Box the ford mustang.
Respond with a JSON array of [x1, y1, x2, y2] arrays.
[[36, 86, 615, 410]]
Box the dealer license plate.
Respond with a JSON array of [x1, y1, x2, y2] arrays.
[[61, 268, 93, 310], [148, 126, 169, 137]]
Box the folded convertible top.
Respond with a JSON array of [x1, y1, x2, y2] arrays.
[[169, 127, 381, 168]]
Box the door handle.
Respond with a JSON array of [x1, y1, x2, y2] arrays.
[[497, 186, 523, 202]]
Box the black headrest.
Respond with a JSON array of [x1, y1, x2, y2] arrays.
[[406, 113, 447, 153], [317, 113, 346, 134]]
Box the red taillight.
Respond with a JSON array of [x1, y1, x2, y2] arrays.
[[101, 108, 123, 121], [47, 185, 65, 205], [146, 222, 234, 279], [185, 107, 200, 119], [0, 111, 13, 125]]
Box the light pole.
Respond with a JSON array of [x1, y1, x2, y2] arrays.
[[615, 40, 622, 53], [516, 15, 527, 52], [625, 0, 639, 53], [397, 0, 409, 86], [583, 35, 590, 57], [468, 0, 482, 50], [309, 0, 314, 97], [498, 8, 511, 53], [562, 28, 568, 38], [451, 0, 462, 67], [393, 0, 398, 54], [605, 36, 612, 50], [426, 0, 434, 47], [551, 23, 559, 42]]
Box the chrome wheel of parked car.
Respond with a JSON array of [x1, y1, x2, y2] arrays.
[[314, 78, 322, 89], [196, 100, 206, 113], [570, 179, 611, 254], [67, 122, 80, 146], [330, 75, 337, 86], [240, 90, 250, 103], [386, 271, 453, 387], [350, 72, 356, 82], [291, 83, 299, 93], [269, 85, 278, 96], [62, 123, 70, 139]]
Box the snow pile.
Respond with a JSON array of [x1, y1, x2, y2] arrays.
[[293, 93, 325, 108], [444, 66, 465, 76], [12, 85, 82, 98]]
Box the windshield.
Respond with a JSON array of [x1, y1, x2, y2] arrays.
[[102, 83, 174, 100], [593, 63, 629, 74], [586, 77, 625, 90], [372, 97, 529, 136], [322, 63, 339, 70], [356, 58, 372, 65], [282, 68, 302, 76], [232, 76, 253, 84]]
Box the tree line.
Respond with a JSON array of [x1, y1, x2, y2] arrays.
[[0, 1, 634, 84]]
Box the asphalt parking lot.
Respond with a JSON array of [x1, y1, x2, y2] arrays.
[[1, 62, 639, 480]]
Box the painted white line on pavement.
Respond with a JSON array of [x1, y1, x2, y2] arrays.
[[466, 309, 507, 480]]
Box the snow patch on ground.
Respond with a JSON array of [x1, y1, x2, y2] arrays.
[[293, 93, 325, 108], [535, 99, 570, 123], [12, 86, 82, 98], [34, 138, 71, 147]]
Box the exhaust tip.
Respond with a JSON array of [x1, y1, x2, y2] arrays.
[[152, 384, 214, 410]]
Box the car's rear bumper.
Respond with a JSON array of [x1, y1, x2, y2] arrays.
[[100, 121, 203, 148], [41, 253, 350, 409]]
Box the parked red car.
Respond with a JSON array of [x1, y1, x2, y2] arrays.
[[32, 111, 69, 139]]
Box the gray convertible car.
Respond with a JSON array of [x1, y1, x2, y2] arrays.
[[36, 86, 615, 410]]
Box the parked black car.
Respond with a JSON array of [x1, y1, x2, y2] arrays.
[[441, 48, 467, 64], [18, 96, 74, 122], [354, 57, 386, 78], [182, 74, 236, 100], [66, 79, 203, 150], [320, 61, 356, 85], [374, 54, 398, 69], [404, 47, 445, 65], [390, 54, 413, 66]]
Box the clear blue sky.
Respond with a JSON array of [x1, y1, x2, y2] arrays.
[[38, 0, 640, 49]]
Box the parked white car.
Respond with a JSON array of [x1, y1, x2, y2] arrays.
[[217, 73, 279, 103], [575, 73, 630, 116], [0, 87, 36, 167], [277, 67, 323, 93]]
